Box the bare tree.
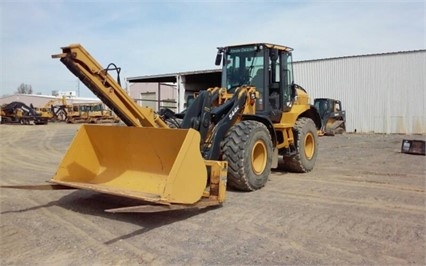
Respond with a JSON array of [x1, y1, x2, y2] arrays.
[[16, 83, 33, 94]]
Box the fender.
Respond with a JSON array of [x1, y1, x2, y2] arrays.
[[242, 114, 277, 147]]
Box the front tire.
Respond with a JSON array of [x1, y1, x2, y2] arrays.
[[282, 117, 318, 173], [222, 121, 273, 191]]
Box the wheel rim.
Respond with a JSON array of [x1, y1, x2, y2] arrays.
[[304, 132, 315, 159], [251, 140, 267, 175]]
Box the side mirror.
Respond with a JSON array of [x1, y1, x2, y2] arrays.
[[215, 52, 222, 66]]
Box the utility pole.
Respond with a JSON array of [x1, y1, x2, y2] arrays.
[[77, 79, 80, 97]]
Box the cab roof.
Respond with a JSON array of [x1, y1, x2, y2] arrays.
[[219, 43, 293, 52]]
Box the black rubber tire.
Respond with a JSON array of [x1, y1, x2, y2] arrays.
[[334, 127, 345, 134], [221, 120, 273, 191], [282, 117, 318, 173], [335, 122, 346, 134]]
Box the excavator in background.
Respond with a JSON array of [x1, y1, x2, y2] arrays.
[[47, 97, 68, 122], [4, 43, 320, 213], [33, 97, 68, 122], [0, 101, 49, 125], [314, 98, 346, 135]]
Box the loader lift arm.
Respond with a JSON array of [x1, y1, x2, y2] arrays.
[[179, 85, 263, 161], [52, 44, 168, 128]]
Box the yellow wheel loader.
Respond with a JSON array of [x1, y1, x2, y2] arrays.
[[3, 43, 320, 213]]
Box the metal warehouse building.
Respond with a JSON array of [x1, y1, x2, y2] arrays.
[[293, 50, 425, 134], [129, 49, 425, 134]]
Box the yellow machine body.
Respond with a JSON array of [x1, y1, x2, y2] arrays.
[[3, 42, 320, 211], [40, 44, 228, 212], [51, 125, 208, 205]]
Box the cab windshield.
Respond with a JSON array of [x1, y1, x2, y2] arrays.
[[224, 46, 264, 92]]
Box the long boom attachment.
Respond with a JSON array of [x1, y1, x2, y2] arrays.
[[46, 43, 228, 212], [52, 44, 167, 128]]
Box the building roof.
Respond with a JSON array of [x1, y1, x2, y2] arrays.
[[127, 68, 221, 83], [294, 49, 426, 64], [0, 94, 100, 107]]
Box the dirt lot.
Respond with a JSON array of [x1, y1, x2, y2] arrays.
[[0, 123, 425, 265]]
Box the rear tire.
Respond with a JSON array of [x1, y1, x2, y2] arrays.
[[282, 117, 318, 173], [222, 121, 272, 191], [335, 122, 346, 134]]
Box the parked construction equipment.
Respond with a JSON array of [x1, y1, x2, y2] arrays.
[[33, 97, 68, 122], [4, 43, 320, 212], [1, 101, 48, 125], [33, 105, 54, 121], [314, 98, 346, 135], [65, 103, 119, 124]]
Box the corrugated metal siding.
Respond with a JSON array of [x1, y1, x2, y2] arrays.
[[293, 51, 425, 134]]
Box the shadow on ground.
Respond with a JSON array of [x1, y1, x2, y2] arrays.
[[1, 189, 221, 244]]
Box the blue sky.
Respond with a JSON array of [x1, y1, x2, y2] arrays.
[[1, 0, 425, 97]]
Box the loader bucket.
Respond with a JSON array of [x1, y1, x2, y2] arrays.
[[51, 125, 208, 205]]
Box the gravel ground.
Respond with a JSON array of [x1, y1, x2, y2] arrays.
[[1, 123, 425, 265]]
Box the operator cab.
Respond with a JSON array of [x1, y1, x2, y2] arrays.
[[216, 43, 296, 122]]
